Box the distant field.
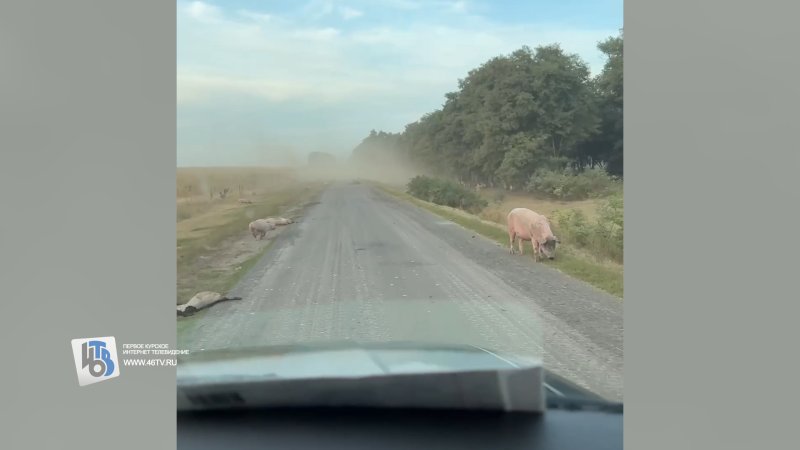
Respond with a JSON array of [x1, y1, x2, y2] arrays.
[[176, 166, 324, 305], [177, 166, 298, 212]]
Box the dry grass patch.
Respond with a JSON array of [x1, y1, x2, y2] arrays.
[[478, 188, 603, 224], [176, 166, 324, 305]]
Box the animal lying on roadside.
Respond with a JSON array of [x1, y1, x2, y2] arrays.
[[264, 217, 294, 226], [507, 207, 560, 261], [177, 291, 242, 317], [248, 219, 275, 240]]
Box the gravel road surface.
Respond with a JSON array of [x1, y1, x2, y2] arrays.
[[179, 183, 623, 401]]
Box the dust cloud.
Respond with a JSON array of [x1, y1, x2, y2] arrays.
[[177, 144, 424, 205], [296, 151, 422, 188]]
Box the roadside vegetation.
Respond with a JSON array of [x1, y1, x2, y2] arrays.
[[526, 167, 621, 201], [382, 182, 623, 298], [354, 32, 624, 297], [406, 175, 488, 213]]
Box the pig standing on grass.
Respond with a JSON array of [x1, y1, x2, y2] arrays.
[[507, 208, 560, 261], [248, 219, 275, 240]]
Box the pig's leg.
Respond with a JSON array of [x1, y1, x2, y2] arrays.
[[508, 230, 516, 254]]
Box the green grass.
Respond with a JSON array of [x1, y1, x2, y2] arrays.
[[379, 185, 623, 298]]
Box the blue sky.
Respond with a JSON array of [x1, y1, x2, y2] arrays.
[[177, 0, 623, 167]]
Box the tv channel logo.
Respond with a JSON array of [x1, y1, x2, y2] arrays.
[[71, 337, 120, 386]]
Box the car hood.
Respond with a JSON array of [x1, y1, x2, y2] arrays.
[[177, 341, 617, 413]]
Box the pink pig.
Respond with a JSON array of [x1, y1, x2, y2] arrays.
[[248, 219, 275, 240], [507, 208, 560, 261]]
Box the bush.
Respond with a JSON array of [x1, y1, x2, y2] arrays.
[[407, 175, 435, 199], [526, 167, 620, 200], [407, 176, 488, 213], [553, 193, 623, 263], [594, 193, 623, 262], [553, 209, 592, 247]]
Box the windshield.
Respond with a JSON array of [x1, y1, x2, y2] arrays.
[[176, 0, 623, 407]]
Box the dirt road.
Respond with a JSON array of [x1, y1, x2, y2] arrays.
[[179, 183, 623, 401]]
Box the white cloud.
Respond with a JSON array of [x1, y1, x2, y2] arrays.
[[179, 11, 611, 100], [237, 10, 272, 23], [339, 6, 364, 20], [291, 27, 341, 41], [178, 74, 303, 104], [177, 70, 400, 106], [178, 7, 613, 103], [448, 1, 468, 13], [186, 1, 221, 23], [373, 0, 423, 10], [302, 0, 336, 20]]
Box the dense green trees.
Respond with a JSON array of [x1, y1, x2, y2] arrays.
[[352, 32, 624, 184]]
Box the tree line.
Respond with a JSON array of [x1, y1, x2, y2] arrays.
[[351, 32, 623, 189]]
